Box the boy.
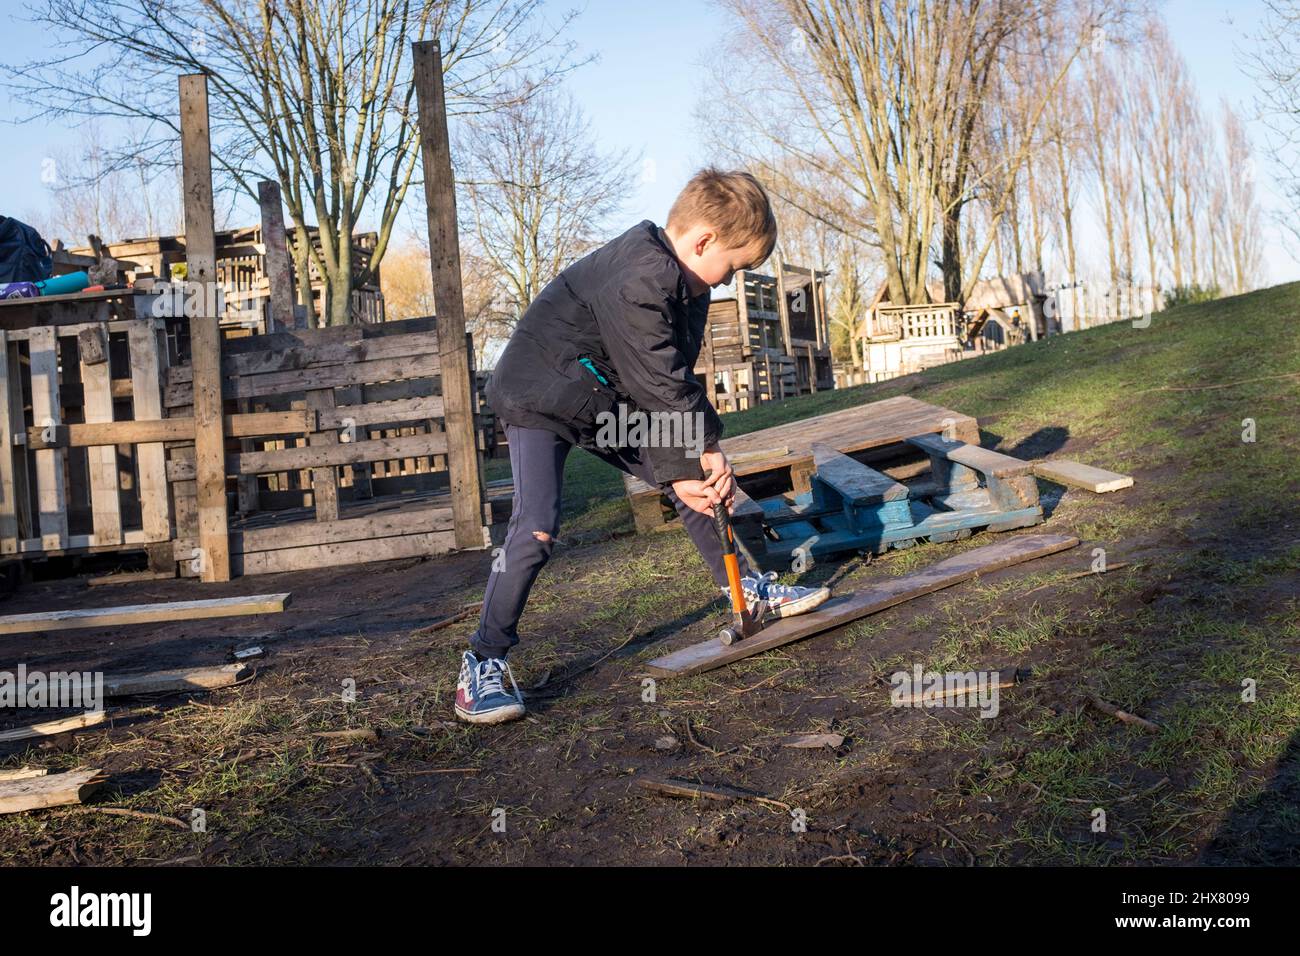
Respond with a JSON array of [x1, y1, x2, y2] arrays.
[[457, 168, 831, 724]]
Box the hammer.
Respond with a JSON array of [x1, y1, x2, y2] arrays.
[[712, 498, 768, 646]]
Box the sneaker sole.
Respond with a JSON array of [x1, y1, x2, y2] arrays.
[[454, 701, 526, 725], [769, 586, 831, 619]]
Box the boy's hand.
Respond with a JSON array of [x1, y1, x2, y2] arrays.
[[671, 446, 735, 516], [672, 477, 724, 515], [700, 446, 735, 505]]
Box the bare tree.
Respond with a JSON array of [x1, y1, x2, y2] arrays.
[[703, 0, 1114, 308], [1247, 0, 1300, 246], [4, 0, 581, 326], [456, 84, 635, 334], [35, 122, 184, 247], [1221, 104, 1264, 292]]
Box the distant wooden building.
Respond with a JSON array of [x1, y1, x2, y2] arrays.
[[856, 271, 1054, 382], [701, 263, 833, 412], [70, 225, 385, 333]]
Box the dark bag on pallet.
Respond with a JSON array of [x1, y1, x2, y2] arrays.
[[0, 216, 53, 283]]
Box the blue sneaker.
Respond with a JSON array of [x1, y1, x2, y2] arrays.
[[723, 571, 831, 620], [454, 651, 525, 725]]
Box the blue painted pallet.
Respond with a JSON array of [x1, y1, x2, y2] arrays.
[[733, 439, 1043, 572]]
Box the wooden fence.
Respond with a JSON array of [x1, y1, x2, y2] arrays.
[[0, 314, 498, 578]]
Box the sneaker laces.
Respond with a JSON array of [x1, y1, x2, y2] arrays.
[[745, 570, 801, 601], [476, 657, 523, 703]]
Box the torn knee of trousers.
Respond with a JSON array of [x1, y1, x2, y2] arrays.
[[530, 530, 560, 550]]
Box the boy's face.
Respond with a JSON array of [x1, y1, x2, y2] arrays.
[[669, 224, 767, 296]]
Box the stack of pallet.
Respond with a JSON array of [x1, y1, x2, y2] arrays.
[[728, 435, 1045, 572]]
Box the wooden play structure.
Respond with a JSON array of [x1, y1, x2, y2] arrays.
[[69, 225, 386, 332], [858, 272, 1056, 383], [0, 45, 499, 582], [700, 262, 833, 412]]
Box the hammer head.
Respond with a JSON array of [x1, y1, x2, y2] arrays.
[[736, 597, 769, 637]]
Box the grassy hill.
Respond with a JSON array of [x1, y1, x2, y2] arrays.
[[514, 281, 1300, 863]]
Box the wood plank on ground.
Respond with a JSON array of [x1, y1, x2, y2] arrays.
[[644, 533, 1079, 678], [0, 711, 108, 742], [0, 767, 48, 782], [0, 768, 106, 815], [103, 663, 250, 697], [0, 592, 291, 634], [1033, 459, 1134, 493]]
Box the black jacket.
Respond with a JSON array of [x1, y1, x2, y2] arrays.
[[485, 220, 723, 485]]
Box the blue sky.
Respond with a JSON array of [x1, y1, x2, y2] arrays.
[[3, 0, 1296, 284]]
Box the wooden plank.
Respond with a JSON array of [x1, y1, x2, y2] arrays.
[[1033, 459, 1134, 493], [173, 501, 454, 556], [0, 768, 106, 815], [227, 409, 312, 438], [4, 339, 33, 546], [0, 332, 17, 555], [318, 394, 444, 430], [238, 529, 457, 575], [27, 326, 69, 550], [168, 329, 441, 383], [305, 389, 339, 521], [235, 431, 448, 475], [414, 39, 484, 550], [103, 663, 250, 697], [0, 712, 108, 743], [27, 419, 189, 449], [0, 767, 47, 782], [812, 442, 909, 504], [906, 432, 1033, 479], [180, 72, 230, 582], [257, 179, 296, 332], [86, 569, 176, 587], [645, 533, 1079, 678], [165, 352, 441, 405], [79, 325, 123, 546], [0, 591, 291, 634]]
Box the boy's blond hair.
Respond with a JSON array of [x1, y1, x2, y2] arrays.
[[666, 168, 778, 264]]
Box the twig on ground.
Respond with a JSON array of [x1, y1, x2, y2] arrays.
[[1087, 694, 1161, 732]]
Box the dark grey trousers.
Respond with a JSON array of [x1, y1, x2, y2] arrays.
[[470, 423, 752, 660]]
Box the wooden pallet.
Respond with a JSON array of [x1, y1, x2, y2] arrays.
[[622, 395, 980, 533], [729, 434, 1043, 573]]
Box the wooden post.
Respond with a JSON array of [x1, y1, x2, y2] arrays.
[[0, 332, 17, 556], [736, 270, 750, 357], [775, 256, 793, 358], [79, 326, 122, 546], [305, 388, 340, 521], [413, 39, 485, 550], [257, 180, 296, 333], [811, 267, 824, 349], [27, 327, 68, 551], [702, 322, 717, 407], [180, 73, 231, 582], [128, 322, 171, 543]]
